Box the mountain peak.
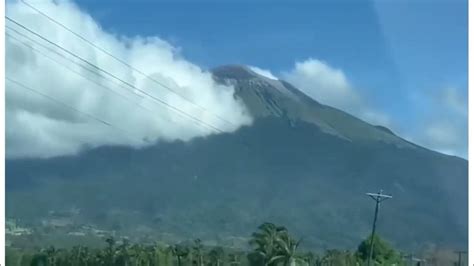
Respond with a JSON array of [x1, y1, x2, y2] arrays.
[[211, 64, 279, 81], [211, 65, 257, 80], [211, 64, 410, 147]]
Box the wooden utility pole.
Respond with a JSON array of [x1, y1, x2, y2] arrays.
[[366, 189, 392, 266], [455, 251, 466, 266]]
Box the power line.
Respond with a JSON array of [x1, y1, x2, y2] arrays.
[[454, 251, 466, 266], [18, 0, 236, 129], [6, 30, 139, 103], [5, 15, 222, 133], [6, 15, 225, 133], [6, 29, 207, 134], [6, 25, 138, 100], [6, 77, 146, 144]]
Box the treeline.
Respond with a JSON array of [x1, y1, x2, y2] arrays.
[[6, 222, 405, 266]]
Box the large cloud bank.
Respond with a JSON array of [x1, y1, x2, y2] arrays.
[[282, 58, 391, 127], [6, 0, 252, 158]]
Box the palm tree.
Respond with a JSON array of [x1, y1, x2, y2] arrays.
[[172, 244, 190, 266], [249, 222, 288, 266], [129, 244, 147, 266], [149, 243, 164, 265], [303, 251, 317, 266], [105, 236, 116, 266], [192, 239, 204, 266], [115, 239, 131, 266], [208, 247, 225, 266], [228, 252, 242, 266], [162, 245, 175, 265], [44, 246, 58, 266], [275, 231, 303, 266]]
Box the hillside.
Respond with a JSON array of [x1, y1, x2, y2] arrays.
[[6, 65, 468, 252]]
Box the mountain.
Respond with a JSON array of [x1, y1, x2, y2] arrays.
[[6, 65, 467, 251], [213, 65, 410, 145]]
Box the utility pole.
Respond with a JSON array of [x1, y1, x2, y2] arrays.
[[365, 189, 392, 266], [454, 251, 467, 266]]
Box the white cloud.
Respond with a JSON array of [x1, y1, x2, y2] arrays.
[[248, 66, 278, 80], [281, 58, 390, 127], [439, 87, 467, 117], [413, 87, 467, 158], [425, 124, 459, 146], [5, 0, 252, 158], [419, 122, 466, 158], [359, 110, 392, 128], [282, 59, 358, 110]]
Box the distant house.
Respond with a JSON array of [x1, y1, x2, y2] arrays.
[[41, 217, 74, 228], [67, 231, 86, 236], [6, 224, 32, 236]]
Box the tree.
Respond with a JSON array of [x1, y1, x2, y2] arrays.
[[104, 236, 116, 266], [249, 222, 288, 266], [228, 252, 243, 266], [172, 243, 190, 266], [30, 253, 48, 266], [321, 249, 345, 266], [249, 222, 303, 266], [208, 247, 225, 266], [356, 234, 402, 265], [44, 246, 58, 266], [302, 251, 318, 266], [192, 238, 205, 266], [275, 231, 303, 266]]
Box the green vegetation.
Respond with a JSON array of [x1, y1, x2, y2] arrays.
[[356, 234, 402, 265], [6, 66, 468, 255], [5, 222, 412, 266], [7, 116, 468, 251], [248, 223, 302, 266]]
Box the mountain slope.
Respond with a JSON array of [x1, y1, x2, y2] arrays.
[[6, 65, 467, 251], [212, 65, 413, 147]]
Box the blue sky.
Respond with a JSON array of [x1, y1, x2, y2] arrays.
[[16, 0, 468, 157]]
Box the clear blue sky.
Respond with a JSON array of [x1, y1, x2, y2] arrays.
[[72, 0, 468, 157]]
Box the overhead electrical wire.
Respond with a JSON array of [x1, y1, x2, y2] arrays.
[[6, 25, 140, 100], [6, 30, 208, 134], [6, 15, 225, 133], [6, 77, 147, 143], [18, 0, 236, 129]]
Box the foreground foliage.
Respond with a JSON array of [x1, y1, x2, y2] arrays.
[[5, 222, 412, 266]]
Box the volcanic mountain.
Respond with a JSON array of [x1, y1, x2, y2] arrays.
[[6, 65, 467, 251]]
